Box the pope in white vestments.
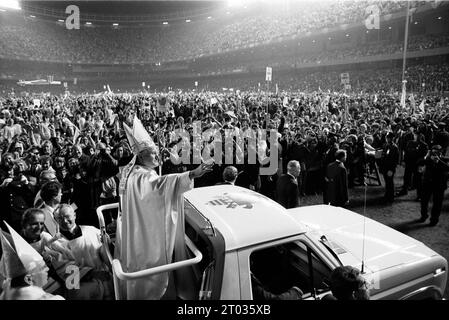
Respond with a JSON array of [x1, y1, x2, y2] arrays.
[[115, 117, 212, 300]]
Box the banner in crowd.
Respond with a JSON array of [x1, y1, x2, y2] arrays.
[[157, 96, 170, 112], [33, 99, 41, 107], [400, 81, 407, 109], [340, 72, 350, 85], [410, 94, 416, 112], [265, 67, 272, 82], [418, 99, 425, 113]]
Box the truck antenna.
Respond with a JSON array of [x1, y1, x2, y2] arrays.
[[361, 176, 367, 274]]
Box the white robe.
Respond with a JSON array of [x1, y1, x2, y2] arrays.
[[49, 226, 113, 300], [57, 226, 107, 271], [0, 285, 64, 300], [115, 164, 193, 300]]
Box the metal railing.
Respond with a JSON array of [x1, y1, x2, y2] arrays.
[[96, 203, 203, 300]]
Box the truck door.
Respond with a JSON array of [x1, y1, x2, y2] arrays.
[[238, 237, 335, 300]]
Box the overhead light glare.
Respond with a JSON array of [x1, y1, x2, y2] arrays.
[[0, 0, 21, 10]]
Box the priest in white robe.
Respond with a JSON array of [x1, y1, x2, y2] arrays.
[[115, 116, 212, 300]]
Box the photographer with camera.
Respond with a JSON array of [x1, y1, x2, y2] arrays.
[[417, 144, 449, 226]]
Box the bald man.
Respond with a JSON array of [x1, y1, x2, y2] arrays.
[[217, 166, 238, 185]]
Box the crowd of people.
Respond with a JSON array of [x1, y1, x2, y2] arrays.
[[0, 0, 434, 64], [188, 63, 449, 94], [0, 84, 448, 299], [193, 34, 449, 76]]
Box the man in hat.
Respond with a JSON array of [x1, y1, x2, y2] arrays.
[[115, 117, 213, 300], [0, 221, 64, 300], [417, 145, 449, 226]]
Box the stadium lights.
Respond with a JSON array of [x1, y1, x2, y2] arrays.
[[58, 19, 64, 22], [86, 22, 92, 25], [186, 19, 191, 23], [113, 23, 119, 26], [0, 0, 21, 10], [163, 21, 168, 25]]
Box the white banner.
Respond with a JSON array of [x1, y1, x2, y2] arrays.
[[341, 73, 350, 85], [265, 67, 272, 82], [33, 99, 41, 107]]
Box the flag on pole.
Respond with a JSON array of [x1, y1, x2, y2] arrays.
[[400, 81, 407, 109], [62, 117, 80, 143]]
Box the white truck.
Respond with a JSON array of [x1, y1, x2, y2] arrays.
[[97, 185, 447, 300]]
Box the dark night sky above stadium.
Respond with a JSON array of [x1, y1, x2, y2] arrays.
[[21, 0, 226, 15]]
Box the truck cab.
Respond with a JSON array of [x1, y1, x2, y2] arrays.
[[98, 185, 447, 300]]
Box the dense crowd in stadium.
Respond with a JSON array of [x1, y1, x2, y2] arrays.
[[1, 89, 448, 224], [0, 0, 431, 64], [0, 0, 448, 301]]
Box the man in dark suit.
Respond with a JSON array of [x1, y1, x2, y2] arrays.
[[216, 166, 238, 185], [380, 132, 399, 203], [417, 145, 449, 226], [276, 160, 300, 209], [323, 149, 348, 207]]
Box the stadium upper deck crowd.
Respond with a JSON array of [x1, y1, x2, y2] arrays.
[[0, 0, 434, 64]]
